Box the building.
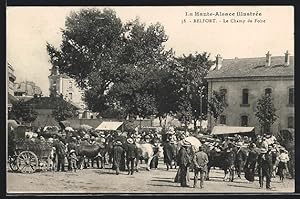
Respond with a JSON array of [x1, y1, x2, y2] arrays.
[[206, 51, 294, 135], [48, 66, 94, 118], [14, 81, 42, 102], [24, 96, 80, 127], [7, 63, 18, 111]]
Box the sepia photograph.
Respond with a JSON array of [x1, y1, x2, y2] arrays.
[[6, 6, 294, 194]]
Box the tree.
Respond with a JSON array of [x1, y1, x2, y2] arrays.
[[173, 52, 213, 130], [52, 104, 77, 122], [47, 8, 124, 112], [208, 90, 227, 124], [47, 8, 171, 119], [8, 100, 38, 124], [255, 94, 278, 134]]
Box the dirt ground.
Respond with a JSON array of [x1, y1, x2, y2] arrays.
[[7, 161, 294, 194]]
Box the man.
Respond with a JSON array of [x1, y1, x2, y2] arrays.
[[257, 146, 273, 189], [193, 146, 209, 189], [235, 142, 247, 179], [56, 138, 67, 172], [113, 140, 124, 175], [125, 138, 138, 175], [176, 140, 192, 187], [244, 143, 259, 183]]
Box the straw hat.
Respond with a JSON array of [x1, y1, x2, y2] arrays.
[[127, 138, 134, 144], [115, 140, 123, 146], [70, 149, 76, 154]]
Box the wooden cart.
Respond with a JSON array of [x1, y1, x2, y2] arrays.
[[8, 126, 54, 173]]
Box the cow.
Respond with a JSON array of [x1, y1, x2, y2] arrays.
[[135, 143, 155, 171], [204, 144, 237, 182], [76, 143, 106, 170]]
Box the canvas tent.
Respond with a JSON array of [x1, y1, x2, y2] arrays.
[[95, 121, 124, 131], [211, 126, 255, 136]]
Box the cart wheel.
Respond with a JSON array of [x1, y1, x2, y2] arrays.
[[17, 151, 38, 173], [8, 156, 19, 172]]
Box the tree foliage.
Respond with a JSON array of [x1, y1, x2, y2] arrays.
[[47, 8, 213, 125], [208, 90, 227, 122], [52, 104, 77, 122], [255, 94, 278, 133], [8, 100, 38, 124], [173, 52, 213, 127]]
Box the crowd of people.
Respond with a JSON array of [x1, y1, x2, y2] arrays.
[[9, 125, 293, 190]]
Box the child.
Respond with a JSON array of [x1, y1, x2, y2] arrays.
[[277, 149, 290, 182], [69, 149, 78, 172]]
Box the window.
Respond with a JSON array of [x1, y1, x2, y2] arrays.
[[220, 89, 227, 103], [289, 88, 294, 105], [265, 88, 272, 96], [69, 81, 73, 89], [288, 117, 294, 128], [242, 89, 249, 104], [241, 115, 248, 127], [220, 115, 226, 124], [69, 93, 73, 100]]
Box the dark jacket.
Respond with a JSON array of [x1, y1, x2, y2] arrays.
[[56, 141, 66, 157], [125, 143, 138, 159], [257, 151, 273, 172], [245, 148, 259, 167], [177, 147, 191, 167]]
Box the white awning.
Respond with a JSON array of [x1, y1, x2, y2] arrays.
[[211, 126, 255, 135], [95, 121, 123, 131]]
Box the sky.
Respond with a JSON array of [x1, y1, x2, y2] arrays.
[[7, 6, 294, 96]]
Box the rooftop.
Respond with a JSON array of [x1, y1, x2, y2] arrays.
[[206, 56, 294, 79]]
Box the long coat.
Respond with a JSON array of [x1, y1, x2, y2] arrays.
[[113, 145, 124, 168], [177, 147, 191, 167], [163, 142, 175, 164]]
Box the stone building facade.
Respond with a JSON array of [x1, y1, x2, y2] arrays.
[[206, 51, 294, 135], [48, 66, 86, 110]]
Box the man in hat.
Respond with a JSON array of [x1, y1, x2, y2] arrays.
[[113, 140, 124, 175], [125, 138, 138, 175], [193, 145, 209, 189], [244, 143, 259, 183], [257, 145, 273, 189], [176, 140, 192, 187]]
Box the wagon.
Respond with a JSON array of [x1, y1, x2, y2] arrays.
[[8, 125, 54, 173]]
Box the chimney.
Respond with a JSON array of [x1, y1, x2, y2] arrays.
[[265, 51, 271, 67], [216, 54, 223, 70], [284, 50, 290, 66]]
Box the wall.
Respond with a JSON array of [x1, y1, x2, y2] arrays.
[[208, 77, 294, 135], [49, 75, 87, 110]]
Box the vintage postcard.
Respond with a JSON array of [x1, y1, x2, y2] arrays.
[[7, 6, 294, 194]]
